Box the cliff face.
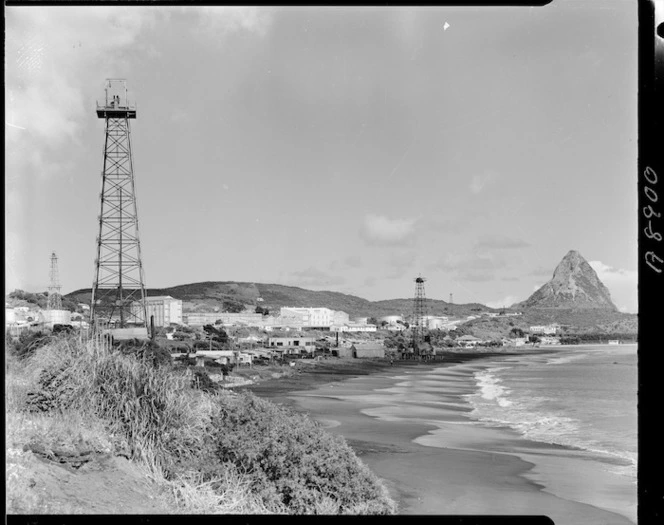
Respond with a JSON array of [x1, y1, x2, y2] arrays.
[[519, 250, 617, 311]]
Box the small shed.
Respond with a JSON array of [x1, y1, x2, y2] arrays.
[[336, 346, 354, 358], [350, 343, 385, 359]]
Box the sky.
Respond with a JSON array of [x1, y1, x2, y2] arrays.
[[5, 3, 638, 313]]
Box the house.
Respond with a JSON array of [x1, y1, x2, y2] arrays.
[[349, 343, 385, 359], [456, 335, 482, 348], [267, 336, 316, 353]]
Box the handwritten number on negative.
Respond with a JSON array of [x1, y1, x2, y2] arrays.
[[643, 166, 662, 273]]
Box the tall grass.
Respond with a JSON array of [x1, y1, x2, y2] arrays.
[[6, 334, 397, 514]]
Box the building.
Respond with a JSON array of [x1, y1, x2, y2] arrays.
[[183, 311, 263, 327], [529, 324, 560, 335], [349, 343, 385, 359], [278, 307, 351, 330], [41, 310, 72, 327], [427, 316, 449, 330], [379, 315, 403, 326], [132, 296, 182, 327], [335, 323, 377, 332], [456, 335, 482, 348], [267, 336, 316, 353], [5, 307, 16, 326]]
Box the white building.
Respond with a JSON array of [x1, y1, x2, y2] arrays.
[[41, 310, 72, 326], [427, 316, 449, 330], [132, 296, 182, 327], [335, 323, 377, 332], [5, 308, 16, 325], [529, 324, 560, 335], [183, 312, 263, 327], [279, 307, 350, 329], [379, 315, 403, 326]]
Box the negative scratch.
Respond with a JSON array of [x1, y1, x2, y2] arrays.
[[388, 132, 417, 179]]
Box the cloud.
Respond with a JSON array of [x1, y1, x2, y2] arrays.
[[469, 170, 498, 194], [6, 7, 159, 180], [474, 235, 530, 250], [529, 266, 553, 277], [328, 255, 363, 272], [343, 255, 363, 269], [589, 261, 638, 313], [385, 251, 418, 280], [288, 267, 346, 288], [359, 213, 418, 246], [432, 250, 507, 273], [458, 271, 494, 282], [195, 7, 274, 40], [485, 295, 521, 309], [364, 276, 377, 287]]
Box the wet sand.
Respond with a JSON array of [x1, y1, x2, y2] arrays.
[[242, 355, 635, 523]]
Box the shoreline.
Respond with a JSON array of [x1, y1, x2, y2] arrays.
[[242, 348, 635, 522]]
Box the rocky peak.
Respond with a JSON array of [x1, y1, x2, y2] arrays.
[[520, 251, 617, 310]]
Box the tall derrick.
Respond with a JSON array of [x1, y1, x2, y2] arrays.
[[90, 79, 147, 329]]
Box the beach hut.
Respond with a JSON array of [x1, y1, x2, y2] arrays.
[[337, 346, 354, 358], [350, 343, 385, 359]]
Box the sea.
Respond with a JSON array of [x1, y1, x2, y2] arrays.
[[465, 345, 637, 474], [289, 343, 638, 522], [409, 344, 638, 522]]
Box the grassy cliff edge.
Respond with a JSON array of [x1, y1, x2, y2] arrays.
[[5, 335, 397, 515]]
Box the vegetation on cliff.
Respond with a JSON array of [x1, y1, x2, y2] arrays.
[[6, 335, 396, 515]]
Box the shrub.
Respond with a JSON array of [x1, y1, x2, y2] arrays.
[[191, 367, 218, 393], [116, 338, 172, 368], [211, 392, 396, 514], [11, 331, 52, 360]]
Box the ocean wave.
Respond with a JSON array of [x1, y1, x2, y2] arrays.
[[465, 366, 636, 471]]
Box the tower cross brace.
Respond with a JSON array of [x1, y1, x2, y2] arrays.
[[90, 79, 147, 329], [47, 251, 63, 311]]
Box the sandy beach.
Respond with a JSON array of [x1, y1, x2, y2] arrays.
[[243, 352, 636, 523]]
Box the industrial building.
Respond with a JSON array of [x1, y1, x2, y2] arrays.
[[183, 311, 263, 327], [279, 307, 349, 329], [349, 343, 386, 359], [131, 296, 182, 327]]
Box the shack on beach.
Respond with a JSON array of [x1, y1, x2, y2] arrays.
[[349, 343, 385, 359]]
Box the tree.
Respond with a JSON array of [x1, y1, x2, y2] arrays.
[[255, 306, 270, 316], [509, 327, 525, 338], [223, 300, 245, 313], [367, 317, 379, 326], [203, 324, 229, 344]]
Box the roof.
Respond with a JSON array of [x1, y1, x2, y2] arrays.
[[145, 295, 177, 301]]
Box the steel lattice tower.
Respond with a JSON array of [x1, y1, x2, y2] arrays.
[[90, 79, 147, 328], [47, 251, 63, 311], [412, 275, 428, 347]]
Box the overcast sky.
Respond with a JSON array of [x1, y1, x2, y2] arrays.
[[5, 3, 638, 313]]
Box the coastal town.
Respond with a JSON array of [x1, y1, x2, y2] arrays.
[[6, 4, 640, 522]]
